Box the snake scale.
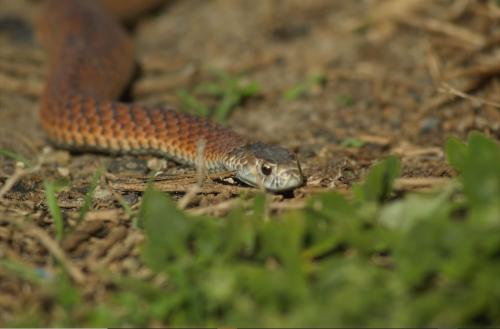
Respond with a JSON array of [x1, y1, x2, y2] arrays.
[[37, 0, 303, 191]]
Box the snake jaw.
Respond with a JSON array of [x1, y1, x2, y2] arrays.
[[228, 142, 304, 192]]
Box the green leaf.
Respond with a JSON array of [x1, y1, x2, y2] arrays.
[[445, 136, 467, 171], [379, 184, 456, 232], [354, 155, 401, 203], [139, 188, 190, 269], [446, 132, 500, 214]]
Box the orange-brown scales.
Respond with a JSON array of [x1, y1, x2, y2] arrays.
[[37, 0, 303, 191]]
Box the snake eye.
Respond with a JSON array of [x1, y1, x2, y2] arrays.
[[261, 163, 272, 176]]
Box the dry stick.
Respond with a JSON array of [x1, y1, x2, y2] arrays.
[[0, 72, 43, 97], [0, 157, 44, 200], [0, 165, 27, 200], [394, 177, 450, 191], [418, 77, 490, 118], [133, 74, 193, 97], [424, 39, 443, 83], [439, 82, 500, 109], [446, 61, 500, 80], [399, 14, 485, 47], [187, 198, 240, 216], [0, 45, 46, 63], [339, 0, 424, 32], [187, 198, 307, 216], [3, 217, 85, 284], [178, 139, 206, 210], [447, 0, 471, 20], [452, 32, 500, 67], [109, 176, 249, 194]]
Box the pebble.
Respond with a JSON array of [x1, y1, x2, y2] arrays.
[[147, 158, 167, 172], [57, 167, 70, 177], [419, 117, 441, 134], [107, 157, 148, 175], [94, 186, 112, 200]]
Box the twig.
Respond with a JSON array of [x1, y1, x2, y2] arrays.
[[187, 198, 307, 216], [108, 170, 249, 194], [394, 177, 450, 191], [0, 155, 44, 200], [447, 0, 471, 20], [452, 32, 500, 66], [400, 14, 485, 47], [187, 198, 240, 216], [3, 217, 85, 284], [0, 164, 27, 200], [0, 72, 43, 97], [418, 77, 490, 118], [178, 139, 206, 209], [446, 61, 500, 80], [339, 0, 424, 32], [0, 45, 46, 61], [439, 82, 500, 109]]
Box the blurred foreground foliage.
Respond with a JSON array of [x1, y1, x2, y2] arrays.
[[3, 132, 500, 327]]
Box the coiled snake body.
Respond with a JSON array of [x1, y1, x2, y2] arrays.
[[37, 0, 303, 191]]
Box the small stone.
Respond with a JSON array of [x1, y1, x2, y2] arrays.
[[107, 157, 148, 175], [57, 167, 70, 177], [122, 192, 140, 206], [419, 117, 441, 134], [44, 149, 71, 165], [94, 186, 112, 200], [147, 158, 167, 172]]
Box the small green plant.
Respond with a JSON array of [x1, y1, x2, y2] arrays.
[[178, 89, 209, 117], [4, 132, 500, 327], [445, 132, 500, 213], [336, 94, 355, 107], [179, 70, 261, 123], [341, 137, 366, 148], [283, 73, 326, 101], [353, 155, 401, 203]]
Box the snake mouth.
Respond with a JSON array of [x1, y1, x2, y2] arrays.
[[268, 173, 304, 192], [236, 169, 304, 192]]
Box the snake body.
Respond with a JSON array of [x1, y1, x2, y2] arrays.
[[37, 0, 303, 191]]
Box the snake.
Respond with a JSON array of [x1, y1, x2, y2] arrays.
[[36, 0, 303, 192]]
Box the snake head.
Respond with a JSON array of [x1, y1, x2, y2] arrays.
[[228, 142, 304, 192]]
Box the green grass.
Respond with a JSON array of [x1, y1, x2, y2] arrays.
[[3, 131, 500, 327], [0, 148, 33, 168], [341, 137, 367, 148], [78, 168, 103, 222], [336, 93, 355, 107], [43, 180, 68, 241], [179, 69, 261, 123], [282, 73, 326, 101], [43, 167, 102, 240]]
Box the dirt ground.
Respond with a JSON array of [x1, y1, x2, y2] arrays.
[[1, 0, 500, 321]]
